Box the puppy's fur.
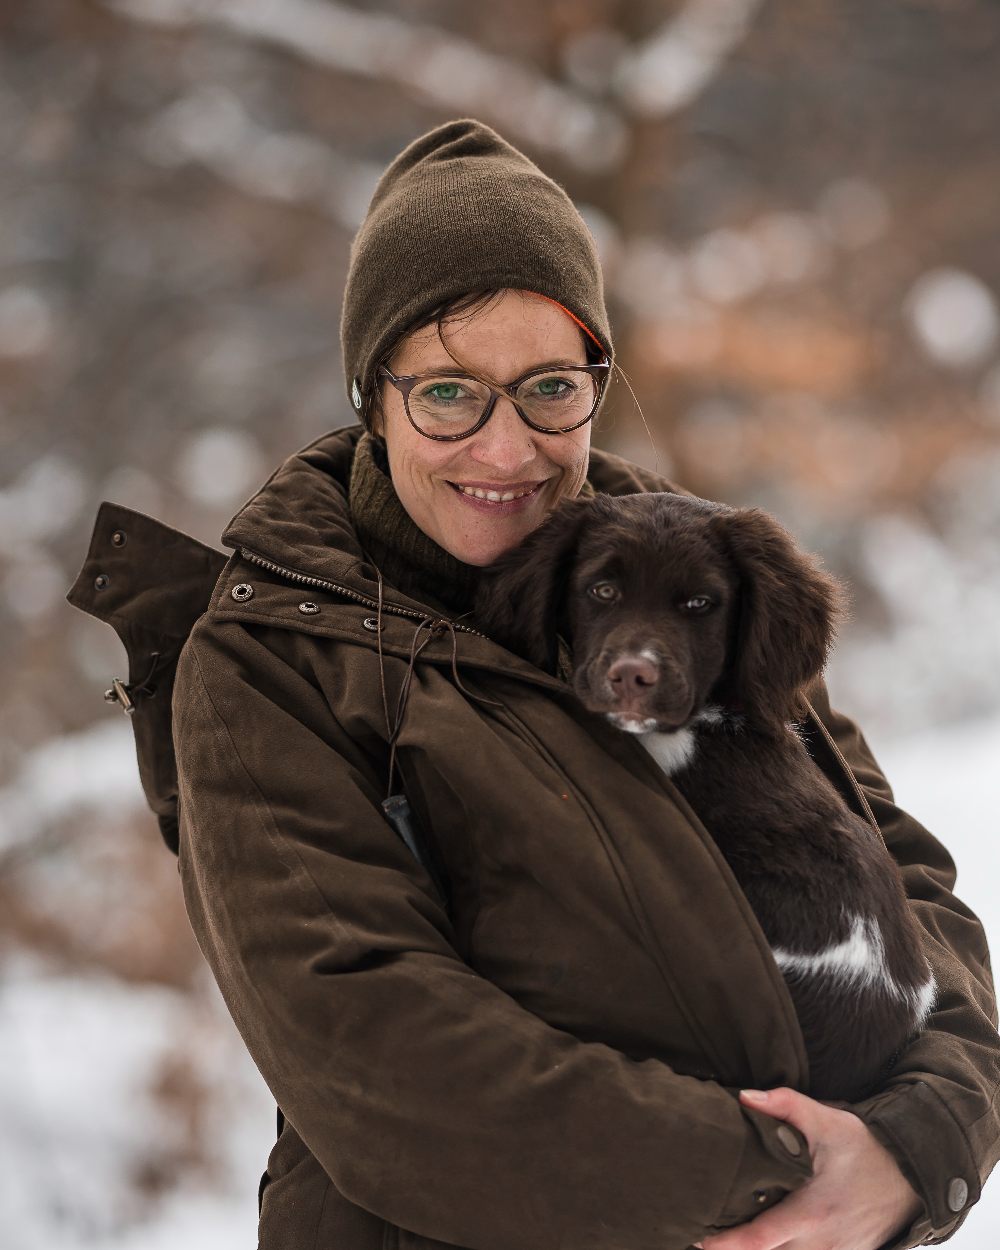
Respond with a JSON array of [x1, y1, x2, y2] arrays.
[[475, 491, 935, 1101]]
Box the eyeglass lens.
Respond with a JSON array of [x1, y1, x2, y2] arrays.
[[407, 368, 599, 437]]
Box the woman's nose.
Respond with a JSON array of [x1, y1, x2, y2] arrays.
[[467, 396, 539, 472]]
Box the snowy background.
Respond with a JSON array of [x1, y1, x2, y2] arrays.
[[2, 0, 999, 1246]]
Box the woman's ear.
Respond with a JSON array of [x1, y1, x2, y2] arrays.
[[368, 394, 384, 440], [474, 496, 595, 673], [708, 506, 848, 736]]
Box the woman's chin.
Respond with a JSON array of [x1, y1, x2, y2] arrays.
[[440, 522, 535, 568]]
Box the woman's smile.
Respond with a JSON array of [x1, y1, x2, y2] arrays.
[[446, 477, 548, 513]]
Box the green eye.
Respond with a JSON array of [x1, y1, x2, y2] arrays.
[[425, 382, 463, 402], [536, 378, 569, 396]]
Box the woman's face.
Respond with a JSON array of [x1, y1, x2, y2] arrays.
[[374, 289, 594, 567]]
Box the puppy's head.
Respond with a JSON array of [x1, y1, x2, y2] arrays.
[[475, 492, 846, 739]]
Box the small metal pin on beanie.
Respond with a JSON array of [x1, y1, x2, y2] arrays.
[[351, 378, 363, 411]]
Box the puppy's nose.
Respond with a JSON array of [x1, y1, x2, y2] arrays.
[[607, 656, 659, 693]]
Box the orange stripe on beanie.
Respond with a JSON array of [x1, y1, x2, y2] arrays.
[[532, 293, 608, 355]]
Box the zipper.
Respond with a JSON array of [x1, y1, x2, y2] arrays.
[[238, 546, 489, 639]]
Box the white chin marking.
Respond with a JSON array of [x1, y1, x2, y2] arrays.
[[607, 712, 659, 734], [637, 726, 697, 776]]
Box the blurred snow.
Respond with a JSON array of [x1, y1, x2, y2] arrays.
[[905, 268, 1000, 368], [174, 426, 266, 507], [0, 285, 56, 358], [0, 720, 140, 856], [617, 0, 765, 117], [816, 178, 891, 250], [105, 0, 627, 173], [0, 453, 88, 545], [610, 178, 887, 324], [0, 956, 273, 1250], [829, 491, 1000, 736], [141, 85, 384, 229]]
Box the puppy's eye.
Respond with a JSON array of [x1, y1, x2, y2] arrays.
[[589, 581, 620, 603], [680, 595, 713, 613]]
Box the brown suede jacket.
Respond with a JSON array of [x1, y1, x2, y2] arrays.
[[66, 423, 999, 1250]]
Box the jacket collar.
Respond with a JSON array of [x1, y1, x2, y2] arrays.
[[219, 421, 679, 617], [220, 423, 370, 591]]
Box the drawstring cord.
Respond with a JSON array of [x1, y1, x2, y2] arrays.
[[372, 565, 501, 801], [103, 650, 167, 716], [369, 564, 501, 910]]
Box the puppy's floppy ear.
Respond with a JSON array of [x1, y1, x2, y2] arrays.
[[474, 495, 595, 673], [708, 506, 848, 736]]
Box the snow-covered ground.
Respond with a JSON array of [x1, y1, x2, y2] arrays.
[[1, 711, 998, 1249]]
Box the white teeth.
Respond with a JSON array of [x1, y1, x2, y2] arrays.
[[455, 483, 535, 502]]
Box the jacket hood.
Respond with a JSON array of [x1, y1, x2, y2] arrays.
[[220, 424, 369, 589]]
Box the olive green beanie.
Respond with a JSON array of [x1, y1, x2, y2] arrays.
[[340, 118, 613, 426]]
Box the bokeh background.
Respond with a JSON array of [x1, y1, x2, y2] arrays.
[[2, 0, 999, 1246]]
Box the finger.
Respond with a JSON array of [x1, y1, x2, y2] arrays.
[[698, 1187, 813, 1250], [740, 1086, 820, 1140]]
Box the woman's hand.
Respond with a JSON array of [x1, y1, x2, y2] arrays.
[[696, 1087, 924, 1250]]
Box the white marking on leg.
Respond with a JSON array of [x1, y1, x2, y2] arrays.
[[772, 912, 928, 1012]]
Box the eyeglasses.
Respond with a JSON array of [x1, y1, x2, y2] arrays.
[[377, 357, 611, 442]]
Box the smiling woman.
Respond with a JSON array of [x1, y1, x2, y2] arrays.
[[369, 288, 604, 566], [153, 116, 1000, 1250]]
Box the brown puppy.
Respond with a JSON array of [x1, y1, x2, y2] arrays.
[[474, 491, 935, 1101]]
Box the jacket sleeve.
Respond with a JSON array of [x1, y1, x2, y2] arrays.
[[806, 677, 1000, 1249], [172, 618, 814, 1250]]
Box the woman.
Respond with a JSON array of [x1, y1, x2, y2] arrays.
[[171, 119, 998, 1249]]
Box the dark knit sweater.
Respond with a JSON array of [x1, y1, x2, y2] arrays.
[[347, 431, 593, 625]]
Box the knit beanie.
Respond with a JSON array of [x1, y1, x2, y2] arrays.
[[340, 118, 613, 425]]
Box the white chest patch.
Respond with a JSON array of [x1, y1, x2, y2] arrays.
[[637, 726, 697, 776]]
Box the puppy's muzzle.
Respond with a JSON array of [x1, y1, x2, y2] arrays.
[[607, 655, 658, 703], [599, 651, 692, 728]]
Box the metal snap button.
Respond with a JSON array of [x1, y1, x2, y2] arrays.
[[752, 1189, 768, 1205], [947, 1177, 968, 1212], [231, 583, 254, 602], [775, 1125, 802, 1156], [298, 601, 320, 615], [94, 573, 109, 590], [362, 616, 382, 632], [111, 530, 127, 546]]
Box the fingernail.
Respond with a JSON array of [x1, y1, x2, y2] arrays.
[[740, 1088, 768, 1101]]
